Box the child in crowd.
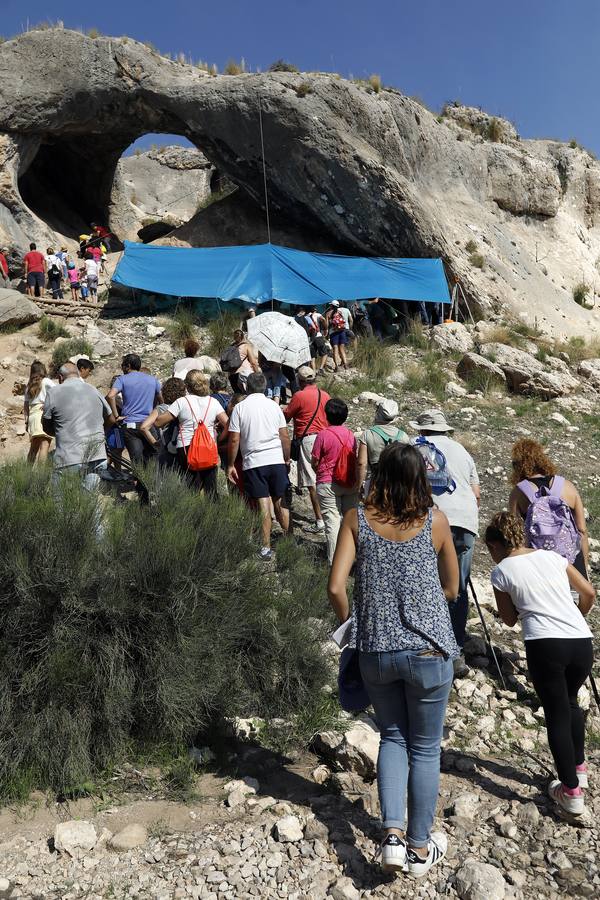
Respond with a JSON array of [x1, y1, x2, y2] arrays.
[[79, 267, 89, 300], [311, 398, 358, 565], [486, 511, 595, 816], [67, 262, 80, 302]]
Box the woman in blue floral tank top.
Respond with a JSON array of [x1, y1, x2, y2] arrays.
[[328, 443, 459, 878]]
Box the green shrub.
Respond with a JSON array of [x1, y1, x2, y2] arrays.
[[402, 351, 447, 400], [0, 464, 331, 799], [295, 82, 313, 98], [268, 59, 299, 73], [51, 338, 94, 372], [485, 118, 503, 142], [205, 311, 241, 358], [569, 139, 579, 150], [399, 319, 429, 350], [38, 315, 69, 343], [465, 239, 478, 254], [351, 336, 395, 380], [573, 281, 591, 307], [470, 252, 485, 269], [464, 369, 505, 396], [368, 74, 382, 93], [165, 308, 198, 346]]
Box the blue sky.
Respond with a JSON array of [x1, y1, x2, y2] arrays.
[[4, 0, 600, 155]]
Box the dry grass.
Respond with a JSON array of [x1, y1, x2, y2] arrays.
[[551, 335, 600, 364], [369, 74, 382, 93]]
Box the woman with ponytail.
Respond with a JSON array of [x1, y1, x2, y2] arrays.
[[24, 360, 55, 464]]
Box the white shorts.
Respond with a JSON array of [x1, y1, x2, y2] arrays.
[[297, 432, 318, 488]]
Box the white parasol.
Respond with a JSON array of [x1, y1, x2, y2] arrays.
[[247, 311, 311, 369]]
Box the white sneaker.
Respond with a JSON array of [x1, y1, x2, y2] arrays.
[[407, 832, 447, 878], [258, 547, 274, 561], [305, 520, 325, 533], [380, 834, 406, 873], [577, 765, 589, 789], [548, 780, 585, 815]]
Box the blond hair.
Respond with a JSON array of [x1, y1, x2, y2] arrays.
[[485, 511, 524, 551], [185, 370, 209, 396]]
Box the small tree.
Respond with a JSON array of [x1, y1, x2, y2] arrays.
[[268, 59, 299, 73]]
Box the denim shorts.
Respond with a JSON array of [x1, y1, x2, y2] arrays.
[[330, 330, 349, 347]]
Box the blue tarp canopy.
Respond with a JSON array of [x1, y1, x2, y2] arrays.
[[112, 241, 450, 306]]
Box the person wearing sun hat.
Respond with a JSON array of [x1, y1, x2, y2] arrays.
[[357, 398, 408, 495], [410, 408, 481, 670]]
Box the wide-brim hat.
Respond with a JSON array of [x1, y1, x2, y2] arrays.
[[375, 398, 399, 422], [409, 408, 453, 433]]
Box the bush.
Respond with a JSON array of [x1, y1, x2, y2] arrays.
[[402, 351, 447, 400], [51, 338, 94, 372], [87, 27, 100, 39], [205, 311, 241, 358], [368, 74, 382, 93], [38, 315, 69, 343], [268, 59, 299, 73], [465, 239, 478, 254], [464, 369, 505, 396], [165, 307, 198, 346], [224, 59, 245, 75], [470, 252, 485, 269], [573, 281, 591, 307], [0, 464, 331, 799], [399, 319, 429, 350], [295, 82, 313, 98], [351, 336, 395, 380], [552, 335, 600, 365], [485, 117, 503, 142]]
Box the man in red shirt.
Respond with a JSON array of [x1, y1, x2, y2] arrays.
[[284, 366, 330, 533], [0, 247, 9, 282], [24, 242, 46, 297]]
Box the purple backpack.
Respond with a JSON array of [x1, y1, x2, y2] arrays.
[[518, 476, 580, 563]]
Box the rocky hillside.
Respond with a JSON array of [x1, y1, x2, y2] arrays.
[[112, 146, 216, 243], [0, 306, 600, 897], [3, 27, 600, 333]]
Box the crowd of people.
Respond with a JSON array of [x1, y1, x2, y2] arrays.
[[20, 313, 597, 880], [11, 225, 112, 302]]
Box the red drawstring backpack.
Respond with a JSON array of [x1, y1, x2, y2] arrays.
[[332, 431, 357, 488], [181, 397, 219, 471]]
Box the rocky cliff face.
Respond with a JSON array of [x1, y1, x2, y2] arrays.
[[2, 28, 600, 334], [113, 146, 215, 242]]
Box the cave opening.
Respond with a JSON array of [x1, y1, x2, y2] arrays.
[[17, 130, 225, 247]]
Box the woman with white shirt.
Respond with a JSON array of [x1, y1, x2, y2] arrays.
[[486, 511, 595, 816], [143, 370, 227, 497], [24, 360, 55, 464]]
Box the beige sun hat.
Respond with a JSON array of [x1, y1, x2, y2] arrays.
[[409, 408, 453, 433], [375, 398, 399, 423], [297, 365, 316, 382]]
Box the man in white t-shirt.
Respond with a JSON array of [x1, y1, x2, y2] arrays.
[[84, 252, 99, 301], [227, 371, 291, 560], [410, 408, 481, 667]]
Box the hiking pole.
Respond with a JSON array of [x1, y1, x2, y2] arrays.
[[467, 578, 507, 690], [588, 673, 600, 716]]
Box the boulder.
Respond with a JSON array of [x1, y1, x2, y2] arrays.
[[54, 820, 97, 857], [0, 290, 42, 328], [455, 859, 506, 900], [329, 877, 361, 900], [0, 879, 11, 899], [84, 323, 114, 357], [445, 380, 468, 397], [482, 343, 579, 398], [334, 714, 379, 780], [273, 815, 303, 843], [578, 358, 600, 390], [109, 823, 148, 851], [456, 352, 506, 386], [431, 322, 474, 354]]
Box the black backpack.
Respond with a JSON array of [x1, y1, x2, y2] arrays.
[[219, 344, 243, 373], [49, 262, 61, 278]]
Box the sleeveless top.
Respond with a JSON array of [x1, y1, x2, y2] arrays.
[[350, 507, 460, 658]]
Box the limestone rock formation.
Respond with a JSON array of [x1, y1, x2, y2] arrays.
[[114, 146, 216, 242], [2, 28, 600, 333], [0, 290, 41, 328]]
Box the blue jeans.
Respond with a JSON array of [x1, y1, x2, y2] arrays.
[[449, 527, 476, 648], [359, 649, 453, 847], [52, 459, 108, 492]]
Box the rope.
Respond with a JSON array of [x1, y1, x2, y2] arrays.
[[258, 96, 272, 247]]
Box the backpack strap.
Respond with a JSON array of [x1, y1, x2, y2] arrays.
[[517, 479, 538, 503], [549, 475, 565, 498]]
